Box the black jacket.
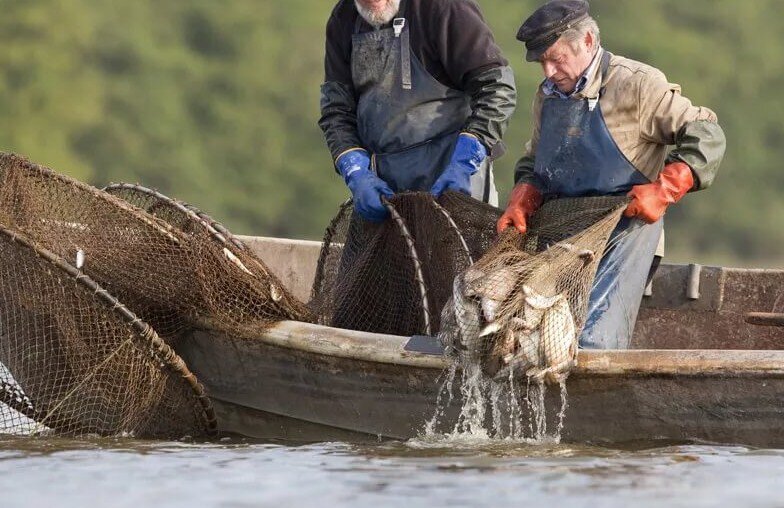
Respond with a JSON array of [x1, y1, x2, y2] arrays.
[[318, 0, 517, 161]]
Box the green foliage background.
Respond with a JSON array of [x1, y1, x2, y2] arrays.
[[2, 0, 782, 266]]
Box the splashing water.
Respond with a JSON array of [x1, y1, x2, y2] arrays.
[[422, 361, 570, 445]]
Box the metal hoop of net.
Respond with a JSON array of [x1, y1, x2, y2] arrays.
[[0, 224, 217, 438], [309, 192, 487, 336], [439, 196, 630, 385], [103, 182, 312, 333]]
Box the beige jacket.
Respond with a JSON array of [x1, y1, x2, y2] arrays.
[[514, 48, 725, 189]]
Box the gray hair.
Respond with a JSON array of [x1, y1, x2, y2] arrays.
[[560, 15, 600, 50]]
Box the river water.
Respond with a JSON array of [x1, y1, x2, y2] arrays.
[[2, 435, 783, 507]]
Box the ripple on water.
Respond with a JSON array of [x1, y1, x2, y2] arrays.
[[1, 436, 784, 508]]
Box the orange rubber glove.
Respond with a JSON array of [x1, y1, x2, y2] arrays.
[[624, 162, 695, 224], [497, 183, 544, 234]]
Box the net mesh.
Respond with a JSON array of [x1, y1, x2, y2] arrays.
[[102, 182, 313, 335], [438, 196, 628, 384], [0, 150, 630, 438], [0, 153, 310, 342], [0, 225, 216, 437], [310, 192, 499, 336], [0, 152, 310, 438]]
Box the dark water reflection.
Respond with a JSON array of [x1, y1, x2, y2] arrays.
[[1, 436, 783, 507]]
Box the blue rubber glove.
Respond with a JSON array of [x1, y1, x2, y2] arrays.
[[336, 149, 394, 222], [430, 133, 487, 198]]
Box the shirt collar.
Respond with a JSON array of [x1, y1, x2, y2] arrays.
[[541, 46, 603, 99]]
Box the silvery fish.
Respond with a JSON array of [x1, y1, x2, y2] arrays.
[[223, 247, 253, 275], [452, 274, 483, 363], [519, 284, 559, 331], [497, 328, 541, 380], [482, 327, 516, 378], [537, 295, 577, 385], [270, 283, 283, 303], [437, 295, 461, 354], [467, 267, 518, 322], [553, 242, 595, 265]]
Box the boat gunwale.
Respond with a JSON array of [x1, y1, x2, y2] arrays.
[[204, 320, 784, 378]]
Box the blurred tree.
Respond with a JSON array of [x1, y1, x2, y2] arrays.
[[1, 0, 781, 266]]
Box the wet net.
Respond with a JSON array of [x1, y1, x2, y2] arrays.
[[438, 196, 629, 385], [102, 182, 312, 336], [0, 148, 629, 439], [0, 152, 312, 438], [310, 192, 501, 337], [0, 153, 309, 342], [0, 224, 216, 437]]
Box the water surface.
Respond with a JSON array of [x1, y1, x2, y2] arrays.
[[2, 436, 783, 507]]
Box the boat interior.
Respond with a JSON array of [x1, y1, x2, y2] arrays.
[[242, 236, 784, 352]]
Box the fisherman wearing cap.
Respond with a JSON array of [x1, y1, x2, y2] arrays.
[[319, 0, 517, 222], [498, 0, 726, 349]]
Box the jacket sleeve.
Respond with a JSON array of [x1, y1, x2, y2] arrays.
[[432, 0, 516, 158], [666, 120, 726, 190], [318, 8, 363, 164], [463, 66, 517, 159], [638, 71, 726, 191], [319, 81, 362, 163]]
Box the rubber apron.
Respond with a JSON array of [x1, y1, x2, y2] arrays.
[[533, 51, 662, 349], [350, 1, 497, 204]]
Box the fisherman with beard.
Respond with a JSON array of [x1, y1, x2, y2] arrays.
[[319, 0, 517, 221]]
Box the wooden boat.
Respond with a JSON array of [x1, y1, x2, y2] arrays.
[[176, 236, 784, 446]]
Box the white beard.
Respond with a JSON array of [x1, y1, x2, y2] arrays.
[[355, 0, 401, 29]]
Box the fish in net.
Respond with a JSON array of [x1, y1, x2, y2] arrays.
[[438, 196, 629, 385], [0, 153, 309, 342], [310, 192, 496, 336], [0, 223, 216, 437]]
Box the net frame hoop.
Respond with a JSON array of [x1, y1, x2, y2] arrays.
[[429, 196, 474, 265], [103, 183, 229, 245], [186, 204, 247, 252], [382, 198, 432, 336], [103, 182, 273, 280], [105, 182, 247, 252], [311, 199, 354, 305], [0, 223, 218, 435]]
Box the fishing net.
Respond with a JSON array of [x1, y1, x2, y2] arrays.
[[0, 152, 314, 438], [0, 153, 309, 342], [0, 224, 216, 437], [102, 182, 312, 335], [310, 192, 501, 336], [438, 196, 629, 385]]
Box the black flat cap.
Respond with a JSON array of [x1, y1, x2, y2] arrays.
[[517, 0, 590, 62]]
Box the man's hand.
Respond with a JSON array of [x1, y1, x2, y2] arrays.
[[336, 149, 394, 222], [496, 183, 543, 234], [430, 133, 487, 198], [624, 161, 694, 224]]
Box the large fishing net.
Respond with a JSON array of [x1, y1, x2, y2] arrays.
[[310, 192, 501, 336], [438, 196, 628, 385], [0, 153, 310, 342], [0, 149, 629, 440], [0, 152, 308, 437], [102, 182, 312, 336], [0, 224, 216, 437]]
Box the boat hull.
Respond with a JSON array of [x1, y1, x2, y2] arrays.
[[178, 322, 784, 446]]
